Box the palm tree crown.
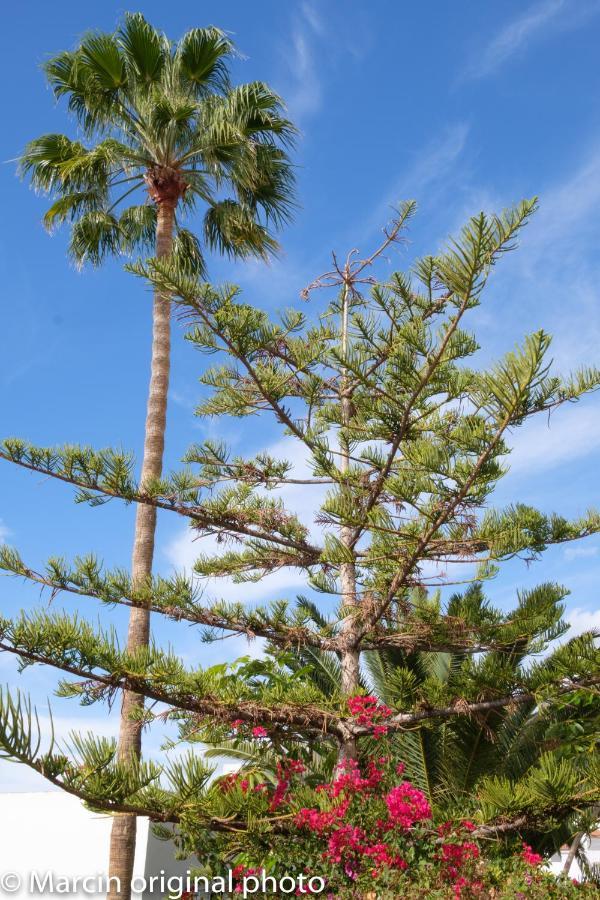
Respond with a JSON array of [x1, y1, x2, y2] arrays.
[[21, 12, 296, 267]]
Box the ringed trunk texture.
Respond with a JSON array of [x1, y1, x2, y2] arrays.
[[107, 200, 175, 900]]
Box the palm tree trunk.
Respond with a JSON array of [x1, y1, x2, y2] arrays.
[[107, 200, 175, 900], [562, 831, 583, 878]]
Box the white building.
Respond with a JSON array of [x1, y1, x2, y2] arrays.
[[0, 792, 195, 899], [548, 831, 600, 883]]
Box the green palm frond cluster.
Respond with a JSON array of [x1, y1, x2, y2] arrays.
[[193, 585, 599, 857], [20, 13, 296, 267]]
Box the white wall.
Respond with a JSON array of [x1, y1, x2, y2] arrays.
[[548, 835, 600, 883], [0, 792, 194, 899]]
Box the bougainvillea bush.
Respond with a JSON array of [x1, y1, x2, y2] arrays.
[[192, 743, 596, 898]]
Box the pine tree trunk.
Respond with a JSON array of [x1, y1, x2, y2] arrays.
[[338, 283, 359, 761], [339, 459, 359, 700], [107, 200, 175, 900], [339, 427, 359, 761]]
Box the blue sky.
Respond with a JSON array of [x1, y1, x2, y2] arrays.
[[2, 0, 600, 791]]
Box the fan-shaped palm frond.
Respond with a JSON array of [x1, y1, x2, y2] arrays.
[[21, 13, 296, 268], [213, 590, 599, 840]]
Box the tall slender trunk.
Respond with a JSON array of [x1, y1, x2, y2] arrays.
[[562, 831, 583, 878], [338, 281, 359, 761], [107, 200, 175, 900]]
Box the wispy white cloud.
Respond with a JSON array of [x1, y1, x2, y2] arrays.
[[461, 0, 598, 82], [563, 606, 600, 637], [477, 135, 600, 372], [214, 251, 313, 310], [165, 528, 307, 605], [564, 545, 599, 562], [423, 128, 600, 398], [0, 519, 10, 542], [520, 144, 600, 267], [465, 0, 565, 79], [361, 123, 470, 241], [287, 33, 321, 120], [389, 125, 470, 203], [281, 2, 326, 123], [300, 1, 325, 37], [505, 402, 600, 478], [163, 436, 329, 605]]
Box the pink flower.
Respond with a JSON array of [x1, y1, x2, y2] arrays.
[[251, 726, 268, 738], [325, 825, 366, 864], [269, 758, 306, 810], [441, 841, 480, 879], [327, 758, 384, 798], [452, 876, 469, 898], [363, 842, 406, 869], [295, 800, 349, 832], [385, 782, 432, 829], [220, 773, 240, 792], [232, 866, 262, 893], [270, 778, 288, 810], [347, 695, 393, 733], [521, 843, 543, 867], [282, 758, 306, 775]]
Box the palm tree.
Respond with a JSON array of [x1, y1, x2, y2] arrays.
[[205, 590, 600, 858], [20, 13, 296, 895]]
